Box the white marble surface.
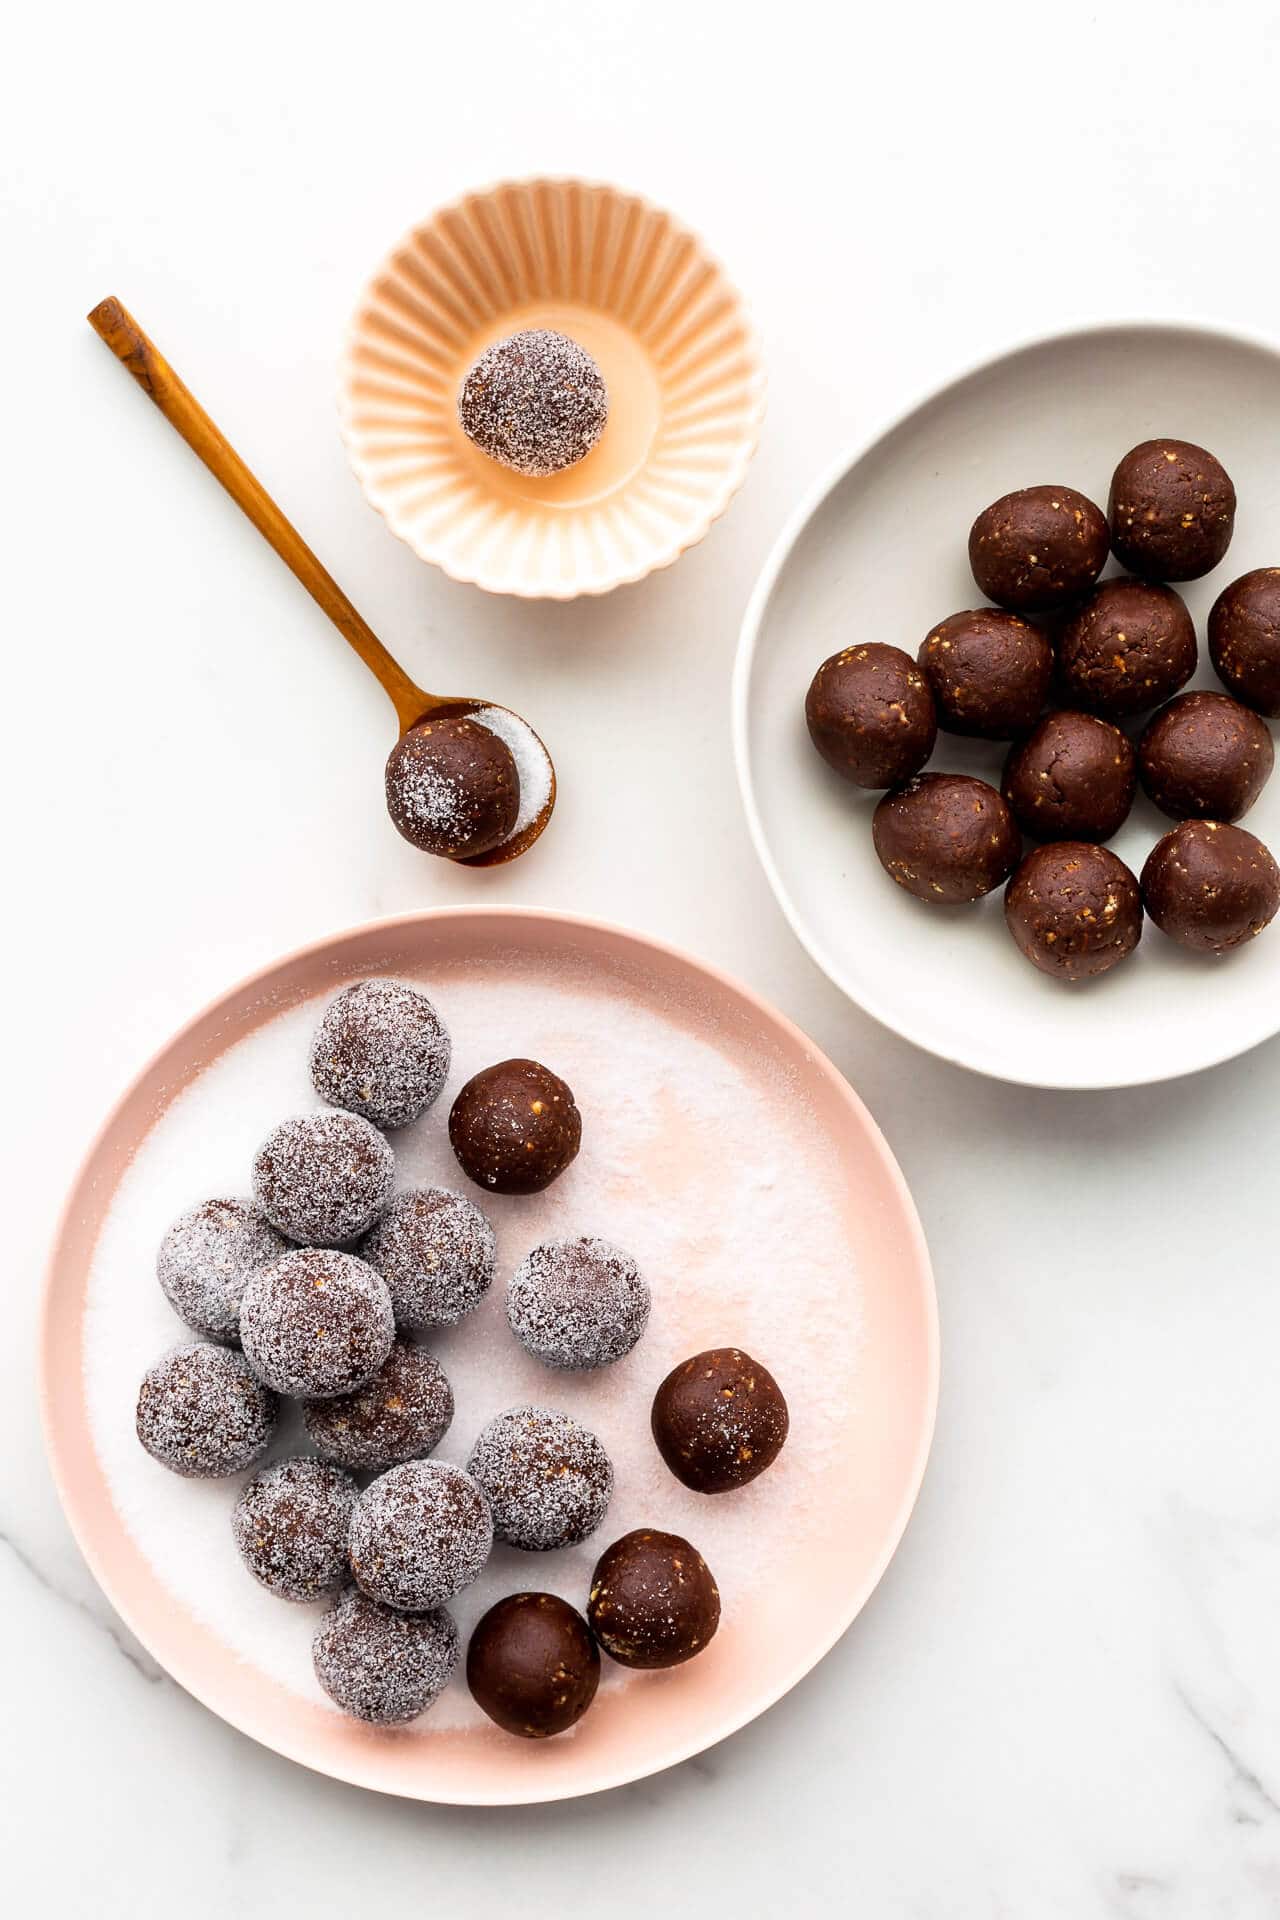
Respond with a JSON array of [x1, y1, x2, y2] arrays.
[[6, 2, 1280, 1911]]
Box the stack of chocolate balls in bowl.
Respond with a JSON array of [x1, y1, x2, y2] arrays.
[[134, 978, 789, 1740], [805, 439, 1280, 979]]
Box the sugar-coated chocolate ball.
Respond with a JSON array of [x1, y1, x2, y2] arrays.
[[1141, 821, 1280, 953], [1058, 578, 1196, 720], [1209, 568, 1280, 717], [136, 1342, 278, 1478], [252, 1110, 394, 1247], [918, 608, 1053, 738], [467, 1593, 601, 1739], [507, 1236, 650, 1371], [231, 1456, 358, 1602], [1005, 843, 1143, 981], [313, 1587, 459, 1725], [302, 1339, 454, 1473], [588, 1528, 721, 1670], [310, 979, 451, 1131], [359, 1187, 497, 1331], [156, 1198, 288, 1345], [349, 1460, 493, 1612], [240, 1248, 394, 1399], [385, 716, 520, 860], [872, 773, 1022, 905], [449, 1058, 581, 1195], [968, 485, 1109, 612], [1109, 439, 1236, 581], [804, 643, 937, 788], [457, 329, 608, 478], [1002, 711, 1136, 842], [1138, 692, 1274, 822], [468, 1407, 614, 1550], [651, 1348, 789, 1493]]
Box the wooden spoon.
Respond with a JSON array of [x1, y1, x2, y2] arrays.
[[87, 296, 555, 867]]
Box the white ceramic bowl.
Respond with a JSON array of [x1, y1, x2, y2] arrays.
[[734, 321, 1280, 1089]]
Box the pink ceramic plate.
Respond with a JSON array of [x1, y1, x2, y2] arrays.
[[41, 909, 936, 1804]]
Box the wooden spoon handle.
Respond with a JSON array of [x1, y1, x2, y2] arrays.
[[87, 296, 433, 734]]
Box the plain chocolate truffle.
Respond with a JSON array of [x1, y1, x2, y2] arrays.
[[231, 1456, 358, 1602], [651, 1348, 789, 1494], [136, 1343, 278, 1478], [1109, 439, 1236, 581], [239, 1248, 395, 1399], [918, 608, 1053, 737], [804, 643, 937, 788], [872, 773, 1022, 905], [302, 1339, 454, 1472], [385, 716, 520, 860], [457, 329, 608, 478], [1209, 569, 1280, 717], [1141, 821, 1280, 953], [1004, 842, 1143, 981], [251, 1110, 395, 1247], [507, 1236, 650, 1372], [587, 1529, 721, 1670], [1138, 692, 1274, 822], [466, 1593, 601, 1739], [1058, 578, 1196, 720], [968, 485, 1109, 612], [449, 1058, 581, 1195], [349, 1460, 493, 1612], [468, 1406, 614, 1551], [359, 1187, 497, 1331], [313, 1587, 459, 1725], [1002, 710, 1137, 842], [309, 978, 451, 1131], [156, 1198, 288, 1345]]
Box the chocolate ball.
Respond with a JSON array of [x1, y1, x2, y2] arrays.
[[349, 1460, 493, 1612], [507, 1236, 650, 1371], [1209, 568, 1280, 717], [359, 1187, 497, 1332], [239, 1249, 394, 1399], [302, 1338, 454, 1472], [1004, 843, 1143, 981], [1141, 821, 1280, 953], [449, 1058, 581, 1195], [385, 716, 520, 860], [917, 608, 1053, 738], [468, 1406, 614, 1551], [136, 1342, 278, 1478], [467, 1593, 601, 1739], [872, 773, 1022, 905], [313, 1587, 459, 1725], [651, 1348, 789, 1494], [458, 329, 608, 478], [309, 978, 451, 1131], [587, 1529, 721, 1670], [251, 1110, 395, 1247], [156, 1197, 288, 1345], [804, 643, 937, 788], [1109, 438, 1236, 581], [1058, 578, 1196, 720], [231, 1456, 358, 1602], [1138, 692, 1274, 822], [968, 485, 1109, 612], [1002, 710, 1136, 843]]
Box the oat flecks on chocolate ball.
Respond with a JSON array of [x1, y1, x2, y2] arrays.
[[917, 608, 1053, 738], [468, 1406, 614, 1551], [1002, 711, 1137, 843], [1058, 578, 1196, 720], [385, 716, 520, 861], [968, 485, 1109, 612], [359, 1187, 496, 1331], [872, 773, 1021, 905], [449, 1058, 581, 1195], [1109, 438, 1236, 581], [1005, 842, 1143, 981], [1141, 820, 1280, 954], [588, 1528, 721, 1670], [458, 329, 608, 479], [804, 643, 937, 789], [303, 1339, 454, 1473], [1209, 568, 1280, 717], [313, 1586, 459, 1725], [252, 1110, 395, 1247], [507, 1236, 650, 1372], [310, 979, 451, 1132], [651, 1348, 789, 1494], [349, 1460, 493, 1612], [156, 1197, 288, 1345], [136, 1342, 278, 1478], [1138, 691, 1274, 823], [467, 1593, 600, 1739], [240, 1248, 394, 1399], [231, 1456, 358, 1602]]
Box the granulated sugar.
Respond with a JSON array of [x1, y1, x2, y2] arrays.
[[474, 706, 553, 839], [83, 956, 862, 1732]]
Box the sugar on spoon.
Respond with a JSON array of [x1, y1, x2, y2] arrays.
[[87, 297, 555, 866]]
